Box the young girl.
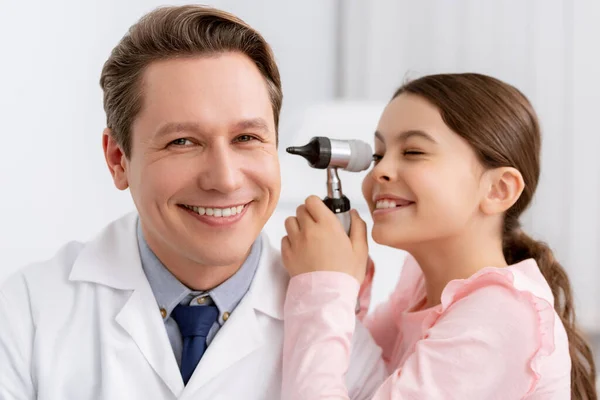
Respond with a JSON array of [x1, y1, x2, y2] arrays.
[[280, 73, 597, 399]]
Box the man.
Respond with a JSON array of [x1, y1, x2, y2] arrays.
[[0, 5, 386, 399]]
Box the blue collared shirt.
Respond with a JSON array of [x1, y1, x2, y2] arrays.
[[136, 219, 262, 367]]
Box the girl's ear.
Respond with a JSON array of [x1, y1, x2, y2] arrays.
[[480, 167, 525, 215]]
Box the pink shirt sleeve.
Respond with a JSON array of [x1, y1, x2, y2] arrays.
[[282, 271, 541, 399], [282, 271, 360, 398], [356, 258, 399, 362]]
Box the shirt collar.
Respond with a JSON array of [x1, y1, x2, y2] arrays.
[[136, 218, 262, 322]]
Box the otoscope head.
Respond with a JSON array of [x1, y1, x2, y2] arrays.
[[286, 136, 372, 172], [285, 137, 331, 169]]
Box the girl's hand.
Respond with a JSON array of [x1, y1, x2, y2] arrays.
[[281, 195, 369, 284]]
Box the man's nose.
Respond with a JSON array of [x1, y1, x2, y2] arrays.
[[198, 145, 243, 193]]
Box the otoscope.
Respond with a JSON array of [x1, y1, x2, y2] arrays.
[[286, 136, 373, 235]]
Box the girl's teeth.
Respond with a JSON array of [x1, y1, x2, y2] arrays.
[[376, 200, 397, 209]]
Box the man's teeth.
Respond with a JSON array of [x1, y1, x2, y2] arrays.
[[376, 200, 398, 209], [184, 204, 245, 217]]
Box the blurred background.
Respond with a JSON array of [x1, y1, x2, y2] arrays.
[[1, 0, 599, 374]]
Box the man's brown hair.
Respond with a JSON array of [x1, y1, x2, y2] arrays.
[[100, 5, 282, 157]]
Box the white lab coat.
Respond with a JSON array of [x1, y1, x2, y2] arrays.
[[0, 212, 386, 400]]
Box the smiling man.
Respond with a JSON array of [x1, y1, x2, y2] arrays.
[[0, 5, 386, 400]]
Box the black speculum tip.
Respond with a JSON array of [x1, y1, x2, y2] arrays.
[[285, 143, 318, 164], [285, 136, 331, 169]]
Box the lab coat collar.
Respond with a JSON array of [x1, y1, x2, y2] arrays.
[[68, 212, 287, 320]]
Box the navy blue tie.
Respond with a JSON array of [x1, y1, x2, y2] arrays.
[[171, 303, 219, 385]]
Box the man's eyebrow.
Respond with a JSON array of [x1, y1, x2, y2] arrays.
[[231, 118, 271, 133], [154, 118, 272, 138], [154, 122, 203, 138]]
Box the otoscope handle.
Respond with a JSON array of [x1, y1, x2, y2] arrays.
[[323, 196, 352, 236], [336, 210, 351, 235]]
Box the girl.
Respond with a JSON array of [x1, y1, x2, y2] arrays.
[[280, 73, 596, 399]]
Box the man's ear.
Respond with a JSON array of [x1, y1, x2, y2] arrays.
[[480, 167, 525, 215], [102, 128, 129, 190]]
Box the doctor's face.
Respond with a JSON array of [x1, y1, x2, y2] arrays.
[[106, 53, 280, 272]]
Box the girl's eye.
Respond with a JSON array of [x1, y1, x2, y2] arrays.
[[372, 153, 383, 163], [404, 150, 424, 156]]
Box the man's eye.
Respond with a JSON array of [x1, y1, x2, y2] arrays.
[[170, 138, 193, 146], [235, 135, 258, 143]]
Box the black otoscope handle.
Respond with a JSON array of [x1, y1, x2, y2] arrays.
[[323, 196, 352, 235]]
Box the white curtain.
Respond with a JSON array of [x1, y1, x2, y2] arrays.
[[336, 0, 600, 334]]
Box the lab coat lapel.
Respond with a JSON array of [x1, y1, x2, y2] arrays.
[[69, 212, 184, 397], [184, 234, 288, 391]]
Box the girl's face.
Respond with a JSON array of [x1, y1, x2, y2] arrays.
[[362, 93, 489, 250]]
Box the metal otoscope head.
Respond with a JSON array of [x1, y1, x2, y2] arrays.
[[285, 136, 373, 172]]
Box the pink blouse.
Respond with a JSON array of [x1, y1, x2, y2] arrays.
[[282, 255, 571, 399]]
